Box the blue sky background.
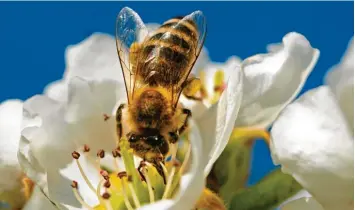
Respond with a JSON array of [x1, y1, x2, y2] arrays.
[[0, 2, 353, 185]]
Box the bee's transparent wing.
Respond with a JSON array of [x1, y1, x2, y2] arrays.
[[116, 7, 149, 103], [173, 11, 207, 107]]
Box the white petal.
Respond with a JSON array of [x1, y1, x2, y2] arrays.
[[65, 77, 118, 154], [271, 86, 354, 210], [281, 196, 324, 210], [46, 157, 100, 208], [138, 200, 175, 210], [197, 66, 243, 175], [23, 98, 76, 170], [237, 32, 320, 128], [0, 100, 23, 192], [65, 33, 123, 82], [23, 187, 57, 210], [325, 37, 354, 131], [279, 190, 313, 208], [169, 122, 205, 210], [44, 79, 68, 102]]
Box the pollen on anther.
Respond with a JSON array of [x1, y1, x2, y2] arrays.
[[104, 180, 111, 188], [117, 171, 127, 179], [100, 170, 109, 180], [102, 192, 111, 199], [72, 151, 80, 159], [103, 114, 110, 121], [83, 145, 90, 152], [71, 180, 78, 189], [112, 149, 121, 158], [97, 149, 105, 158]]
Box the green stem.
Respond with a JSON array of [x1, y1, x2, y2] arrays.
[[228, 168, 302, 210]]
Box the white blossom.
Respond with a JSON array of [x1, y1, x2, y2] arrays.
[[272, 38, 354, 210]]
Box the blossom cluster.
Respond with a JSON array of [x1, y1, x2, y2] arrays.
[[0, 9, 353, 210]]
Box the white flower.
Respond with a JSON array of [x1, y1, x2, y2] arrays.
[[271, 38, 354, 210], [0, 100, 23, 193], [0, 100, 56, 210], [18, 32, 243, 210], [194, 32, 319, 131]]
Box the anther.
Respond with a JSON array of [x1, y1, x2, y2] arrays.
[[117, 171, 127, 179], [97, 149, 105, 158], [103, 114, 110, 121], [100, 170, 109, 180], [83, 145, 90, 152], [72, 151, 80, 159], [102, 192, 111, 199], [71, 180, 78, 189], [104, 180, 111, 188], [112, 149, 121, 158], [127, 175, 133, 182]]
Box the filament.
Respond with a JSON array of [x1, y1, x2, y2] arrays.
[[128, 182, 141, 208], [143, 169, 155, 203], [162, 166, 176, 199], [179, 144, 191, 175], [120, 178, 134, 210], [72, 187, 94, 210], [75, 159, 96, 194], [104, 199, 114, 210]]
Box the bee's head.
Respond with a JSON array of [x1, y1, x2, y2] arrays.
[[127, 131, 169, 160]]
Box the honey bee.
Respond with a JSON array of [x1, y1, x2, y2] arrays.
[[115, 7, 206, 183]]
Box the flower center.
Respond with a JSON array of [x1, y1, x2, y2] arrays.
[[199, 69, 226, 104], [70, 136, 191, 210], [0, 174, 34, 210]]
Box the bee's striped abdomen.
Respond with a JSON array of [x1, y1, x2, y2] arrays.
[[138, 16, 199, 86]]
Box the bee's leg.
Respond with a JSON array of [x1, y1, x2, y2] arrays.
[[137, 161, 147, 182], [182, 76, 204, 101], [115, 103, 126, 139], [179, 108, 192, 135]]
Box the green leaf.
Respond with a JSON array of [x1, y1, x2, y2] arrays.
[[214, 135, 253, 203], [228, 168, 302, 210]]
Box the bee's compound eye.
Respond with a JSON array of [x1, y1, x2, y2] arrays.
[[129, 134, 138, 142], [146, 135, 163, 146]]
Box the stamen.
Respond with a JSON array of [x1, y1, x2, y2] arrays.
[[103, 114, 110, 121], [72, 151, 80, 159], [96, 149, 105, 176], [119, 175, 134, 210], [170, 143, 178, 161], [83, 145, 90, 153], [71, 181, 94, 210], [179, 144, 191, 175], [73, 152, 96, 194], [142, 168, 155, 203], [112, 149, 121, 171], [100, 170, 109, 180], [102, 192, 114, 210], [104, 180, 111, 188], [127, 176, 141, 208], [96, 179, 105, 206], [162, 160, 180, 199], [97, 149, 105, 158], [160, 162, 168, 177]]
